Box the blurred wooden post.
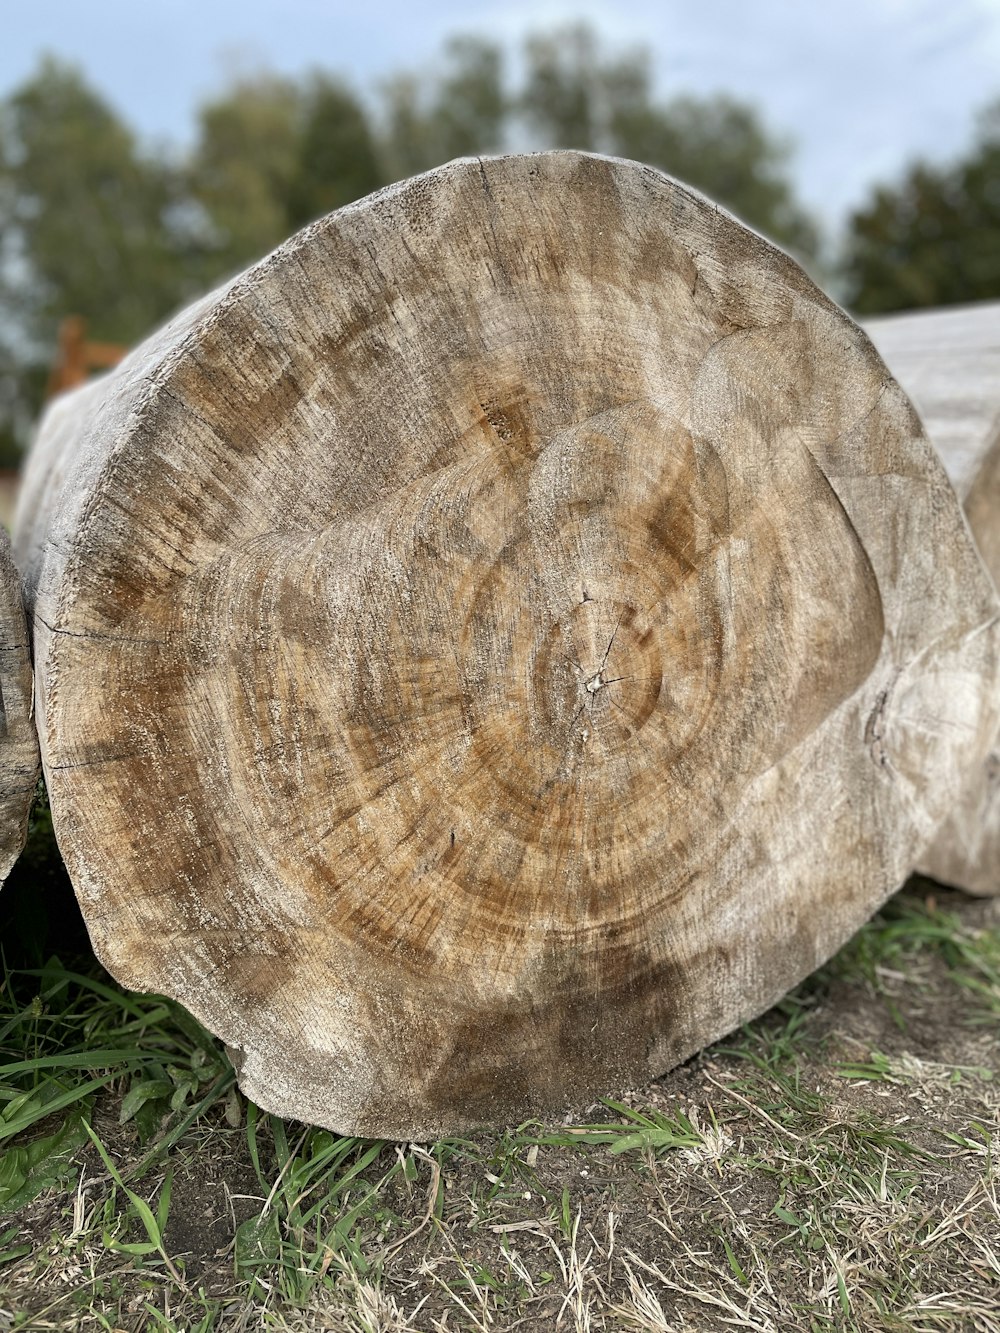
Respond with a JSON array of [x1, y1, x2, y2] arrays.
[[46, 317, 126, 399]]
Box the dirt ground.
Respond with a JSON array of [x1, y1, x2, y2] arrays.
[[1, 881, 998, 1331]]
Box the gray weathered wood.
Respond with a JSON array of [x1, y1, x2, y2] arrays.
[[866, 301, 1000, 894], [14, 154, 1000, 1136], [0, 526, 40, 884]]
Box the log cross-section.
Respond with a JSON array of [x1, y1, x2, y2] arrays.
[[13, 153, 1000, 1136]]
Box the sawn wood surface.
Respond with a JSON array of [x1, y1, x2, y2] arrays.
[[14, 154, 1000, 1135]]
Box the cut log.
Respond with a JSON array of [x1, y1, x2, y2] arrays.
[[0, 527, 39, 883], [14, 154, 1000, 1137], [865, 301, 1000, 895]]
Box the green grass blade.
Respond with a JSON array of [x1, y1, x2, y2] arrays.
[[0, 1077, 111, 1142]]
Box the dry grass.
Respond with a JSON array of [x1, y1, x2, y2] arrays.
[[0, 881, 998, 1332]]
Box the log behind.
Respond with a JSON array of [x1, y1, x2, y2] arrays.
[[866, 301, 1000, 895], [0, 527, 39, 884], [14, 154, 1000, 1135]]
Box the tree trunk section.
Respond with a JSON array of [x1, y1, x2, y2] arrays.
[[0, 527, 39, 884], [14, 154, 1000, 1136], [865, 301, 1000, 895]]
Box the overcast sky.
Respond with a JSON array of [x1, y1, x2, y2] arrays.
[[2, 0, 997, 239]]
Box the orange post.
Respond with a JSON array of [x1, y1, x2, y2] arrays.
[[46, 317, 126, 399]]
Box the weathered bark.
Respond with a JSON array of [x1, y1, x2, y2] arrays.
[[866, 300, 1000, 895], [14, 154, 1000, 1136], [0, 527, 39, 883]]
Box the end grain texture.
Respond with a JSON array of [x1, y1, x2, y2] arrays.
[[15, 154, 1000, 1135]]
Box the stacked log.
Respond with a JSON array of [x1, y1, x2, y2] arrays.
[[0, 531, 39, 883], [13, 154, 1000, 1136], [866, 302, 1000, 895]]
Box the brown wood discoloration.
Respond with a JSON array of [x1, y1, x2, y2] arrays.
[[866, 300, 1000, 895], [14, 155, 1000, 1136], [0, 528, 40, 884]]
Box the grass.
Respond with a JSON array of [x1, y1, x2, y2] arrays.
[[0, 829, 997, 1331]]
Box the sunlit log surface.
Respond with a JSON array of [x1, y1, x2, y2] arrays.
[[0, 528, 39, 885], [14, 154, 1000, 1136], [866, 301, 1000, 896]]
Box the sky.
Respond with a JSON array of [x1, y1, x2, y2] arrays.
[[2, 0, 998, 239]]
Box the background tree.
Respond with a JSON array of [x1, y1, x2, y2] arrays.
[[190, 72, 384, 270], [519, 24, 816, 257], [0, 28, 820, 459], [0, 58, 189, 341], [380, 36, 506, 180], [0, 58, 193, 461], [187, 72, 303, 275], [843, 100, 1000, 315], [520, 23, 601, 150], [612, 90, 818, 258], [287, 75, 383, 228]]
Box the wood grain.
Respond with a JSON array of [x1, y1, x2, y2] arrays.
[[866, 300, 1000, 894], [15, 154, 1000, 1135], [0, 526, 39, 884]]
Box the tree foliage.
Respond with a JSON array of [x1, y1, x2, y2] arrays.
[[613, 90, 818, 258], [521, 24, 602, 151], [843, 101, 1000, 315], [0, 58, 195, 461], [288, 76, 382, 229], [386, 23, 817, 257], [0, 57, 189, 343], [380, 36, 506, 180], [0, 27, 820, 457], [188, 71, 381, 274], [188, 72, 302, 274]]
